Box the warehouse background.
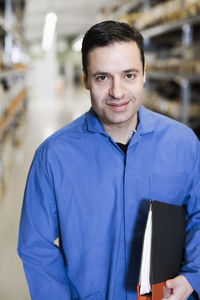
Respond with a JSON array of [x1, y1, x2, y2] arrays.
[[0, 0, 200, 299]]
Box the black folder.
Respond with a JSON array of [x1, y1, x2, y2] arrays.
[[138, 200, 186, 300]]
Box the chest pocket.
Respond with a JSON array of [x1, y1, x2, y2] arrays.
[[150, 174, 189, 205]]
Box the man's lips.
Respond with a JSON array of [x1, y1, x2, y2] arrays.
[[108, 102, 128, 106], [106, 101, 130, 111]]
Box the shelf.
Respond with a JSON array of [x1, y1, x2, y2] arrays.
[[0, 15, 7, 33], [144, 92, 200, 121], [108, 0, 145, 19], [0, 68, 27, 80], [142, 15, 200, 38], [0, 88, 27, 137], [146, 71, 200, 83], [0, 15, 25, 46]]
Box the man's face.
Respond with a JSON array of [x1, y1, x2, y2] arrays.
[[84, 41, 145, 129]]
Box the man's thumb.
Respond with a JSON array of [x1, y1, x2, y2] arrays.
[[166, 278, 176, 289]]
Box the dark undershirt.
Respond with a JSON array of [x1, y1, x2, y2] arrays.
[[117, 142, 129, 155], [116, 131, 136, 155], [115, 115, 138, 155]]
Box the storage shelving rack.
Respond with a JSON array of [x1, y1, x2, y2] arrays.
[[142, 14, 200, 127], [0, 0, 27, 201]]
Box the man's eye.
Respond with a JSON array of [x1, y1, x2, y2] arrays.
[[97, 75, 107, 81], [126, 73, 136, 79]]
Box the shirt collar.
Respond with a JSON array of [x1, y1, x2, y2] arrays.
[[86, 105, 156, 136], [86, 107, 107, 135], [137, 105, 157, 135]]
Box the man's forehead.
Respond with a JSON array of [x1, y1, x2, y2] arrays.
[[87, 41, 142, 72], [89, 40, 139, 55]]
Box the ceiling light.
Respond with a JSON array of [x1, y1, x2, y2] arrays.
[[72, 38, 83, 52], [42, 13, 57, 51]]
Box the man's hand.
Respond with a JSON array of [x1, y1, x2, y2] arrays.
[[162, 275, 194, 300]]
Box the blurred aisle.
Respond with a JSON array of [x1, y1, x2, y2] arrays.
[[0, 57, 90, 299]]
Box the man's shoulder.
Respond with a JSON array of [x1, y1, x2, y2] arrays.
[[150, 110, 199, 159], [146, 108, 196, 139], [141, 107, 199, 155], [36, 112, 88, 154]]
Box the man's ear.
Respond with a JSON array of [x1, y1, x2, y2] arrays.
[[83, 70, 89, 90]]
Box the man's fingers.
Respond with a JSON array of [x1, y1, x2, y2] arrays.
[[166, 278, 176, 289], [162, 275, 194, 300], [163, 286, 172, 298]]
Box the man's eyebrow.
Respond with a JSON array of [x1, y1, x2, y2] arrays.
[[123, 68, 139, 73], [92, 71, 109, 77], [92, 68, 139, 77]]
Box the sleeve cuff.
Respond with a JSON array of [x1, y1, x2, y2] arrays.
[[179, 272, 200, 299]]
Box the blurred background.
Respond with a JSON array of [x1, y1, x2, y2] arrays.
[[0, 0, 199, 299]]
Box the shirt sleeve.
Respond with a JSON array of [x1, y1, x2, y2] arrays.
[[17, 146, 71, 299], [180, 135, 200, 298]]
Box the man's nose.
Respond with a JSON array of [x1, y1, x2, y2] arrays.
[[108, 78, 125, 99]]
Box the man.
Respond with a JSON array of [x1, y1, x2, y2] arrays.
[[18, 21, 200, 299]]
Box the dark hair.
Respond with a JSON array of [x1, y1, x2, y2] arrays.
[[82, 20, 145, 76]]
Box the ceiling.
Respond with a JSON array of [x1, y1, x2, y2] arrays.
[[24, 0, 121, 44]]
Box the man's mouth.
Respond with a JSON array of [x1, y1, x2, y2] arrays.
[[106, 101, 130, 111]]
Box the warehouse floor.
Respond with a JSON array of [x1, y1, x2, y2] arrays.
[[0, 58, 90, 300]]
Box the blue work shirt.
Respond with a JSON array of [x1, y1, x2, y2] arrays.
[[18, 106, 200, 300]]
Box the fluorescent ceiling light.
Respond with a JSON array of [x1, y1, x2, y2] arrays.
[[72, 38, 83, 52], [42, 13, 57, 51]]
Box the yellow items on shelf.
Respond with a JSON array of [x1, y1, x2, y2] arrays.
[[144, 91, 200, 120], [146, 59, 200, 76], [0, 88, 27, 137], [122, 0, 200, 29]]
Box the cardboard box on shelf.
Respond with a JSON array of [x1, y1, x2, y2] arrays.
[[144, 91, 200, 120]]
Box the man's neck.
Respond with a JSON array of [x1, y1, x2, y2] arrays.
[[103, 118, 138, 144]]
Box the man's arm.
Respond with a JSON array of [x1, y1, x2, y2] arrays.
[[163, 135, 200, 300], [18, 147, 71, 299], [179, 135, 200, 298]]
